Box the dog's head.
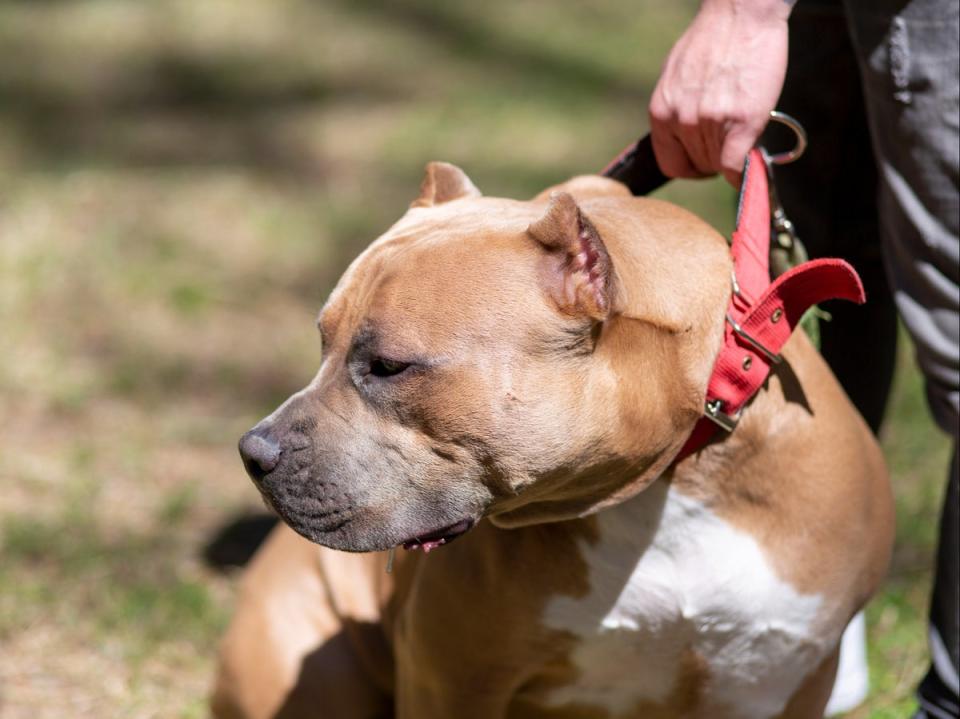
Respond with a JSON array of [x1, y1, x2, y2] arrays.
[[240, 163, 730, 552]]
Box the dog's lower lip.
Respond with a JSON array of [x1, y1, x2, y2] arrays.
[[401, 518, 475, 553]]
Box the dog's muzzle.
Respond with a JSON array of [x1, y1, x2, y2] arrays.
[[239, 425, 358, 540]]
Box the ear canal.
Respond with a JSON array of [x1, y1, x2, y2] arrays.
[[411, 161, 482, 208], [528, 192, 614, 321]]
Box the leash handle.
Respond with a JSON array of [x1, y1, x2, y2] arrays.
[[601, 134, 670, 196], [601, 111, 807, 198]]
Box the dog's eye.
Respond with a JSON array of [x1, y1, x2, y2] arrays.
[[369, 357, 410, 378]]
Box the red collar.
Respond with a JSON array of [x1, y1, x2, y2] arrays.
[[674, 149, 866, 462]]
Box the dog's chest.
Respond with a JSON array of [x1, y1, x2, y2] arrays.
[[540, 483, 827, 719]]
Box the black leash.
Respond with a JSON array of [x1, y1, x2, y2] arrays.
[[600, 134, 670, 197]]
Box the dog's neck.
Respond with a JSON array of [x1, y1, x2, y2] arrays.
[[668, 345, 815, 509], [587, 207, 807, 510]]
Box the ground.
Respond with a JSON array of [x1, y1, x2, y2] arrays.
[[0, 1, 951, 717]]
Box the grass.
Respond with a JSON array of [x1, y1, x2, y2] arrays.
[[1, 507, 224, 654], [0, 476, 231, 718], [849, 331, 954, 718], [0, 0, 951, 716]]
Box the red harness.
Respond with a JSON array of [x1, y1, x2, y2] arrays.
[[673, 148, 865, 460]]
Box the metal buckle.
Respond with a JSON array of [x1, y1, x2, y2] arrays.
[[704, 399, 741, 432], [730, 269, 743, 299], [726, 313, 783, 364], [762, 112, 806, 256]]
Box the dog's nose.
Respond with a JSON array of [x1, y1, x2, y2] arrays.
[[239, 429, 281, 482]]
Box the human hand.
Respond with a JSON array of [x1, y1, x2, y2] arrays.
[[648, 0, 792, 186]]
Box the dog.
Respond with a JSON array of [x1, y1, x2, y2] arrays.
[[212, 162, 894, 718]]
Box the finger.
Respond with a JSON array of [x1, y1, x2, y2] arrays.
[[720, 124, 763, 188], [650, 123, 703, 179], [675, 108, 715, 176], [702, 114, 728, 177], [649, 91, 692, 178], [649, 83, 708, 179]]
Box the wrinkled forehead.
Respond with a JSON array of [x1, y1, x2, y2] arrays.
[[318, 199, 549, 352]]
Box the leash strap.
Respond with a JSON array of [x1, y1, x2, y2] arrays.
[[602, 135, 671, 196]]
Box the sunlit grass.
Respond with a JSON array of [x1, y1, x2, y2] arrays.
[[1, 479, 227, 650]]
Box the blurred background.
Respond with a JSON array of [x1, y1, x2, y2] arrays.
[[0, 0, 952, 717]]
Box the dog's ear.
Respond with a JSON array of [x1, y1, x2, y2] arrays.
[[528, 192, 614, 321], [411, 162, 481, 208]]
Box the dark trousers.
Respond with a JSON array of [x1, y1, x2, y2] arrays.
[[765, 1, 960, 715]]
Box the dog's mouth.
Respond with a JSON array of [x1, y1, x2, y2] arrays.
[[400, 518, 475, 553]]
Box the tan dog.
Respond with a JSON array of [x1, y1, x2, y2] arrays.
[[212, 164, 894, 719]]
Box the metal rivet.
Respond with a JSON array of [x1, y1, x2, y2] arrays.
[[742, 356, 753, 371], [771, 308, 783, 323]]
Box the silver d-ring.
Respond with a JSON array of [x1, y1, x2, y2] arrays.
[[764, 111, 808, 165]]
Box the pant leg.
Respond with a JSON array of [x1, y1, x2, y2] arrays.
[[764, 0, 899, 434], [843, 0, 960, 713], [917, 445, 960, 719], [769, 8, 897, 712]]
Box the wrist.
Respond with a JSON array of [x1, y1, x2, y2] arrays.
[[698, 0, 795, 25]]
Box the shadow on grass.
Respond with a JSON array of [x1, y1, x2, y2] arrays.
[[203, 513, 278, 571], [0, 0, 652, 176], [0, 57, 342, 177], [336, 0, 646, 101], [0, 17, 402, 175]]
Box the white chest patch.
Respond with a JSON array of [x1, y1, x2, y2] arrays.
[[542, 482, 828, 718]]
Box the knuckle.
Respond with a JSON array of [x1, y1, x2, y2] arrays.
[[721, 139, 749, 168], [658, 151, 694, 179], [696, 99, 727, 126], [675, 106, 701, 130], [648, 93, 673, 124]]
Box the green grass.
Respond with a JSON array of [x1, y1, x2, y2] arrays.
[[850, 332, 954, 718], [1, 483, 227, 653], [0, 0, 951, 716]]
